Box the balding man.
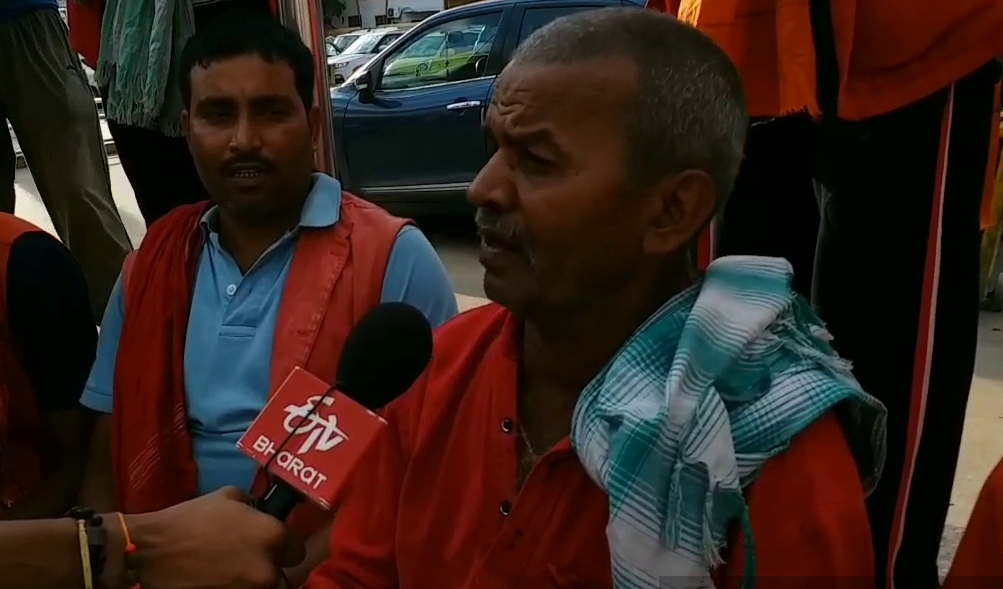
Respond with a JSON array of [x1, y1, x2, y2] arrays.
[[305, 9, 885, 589]]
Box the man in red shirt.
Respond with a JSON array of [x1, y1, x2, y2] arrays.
[[306, 9, 883, 588]]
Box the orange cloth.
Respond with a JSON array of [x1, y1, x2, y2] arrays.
[[676, 0, 1003, 121], [306, 304, 875, 588], [0, 215, 53, 515], [110, 195, 408, 538], [942, 455, 1003, 585], [981, 84, 1001, 230]]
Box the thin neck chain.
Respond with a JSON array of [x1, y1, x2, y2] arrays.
[[519, 426, 539, 460]]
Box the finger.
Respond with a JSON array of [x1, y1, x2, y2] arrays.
[[214, 485, 253, 503]]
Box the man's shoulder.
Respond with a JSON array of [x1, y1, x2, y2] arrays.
[[431, 302, 508, 356], [341, 191, 410, 229], [758, 412, 862, 492], [386, 303, 510, 434], [140, 202, 211, 248], [748, 411, 869, 521]]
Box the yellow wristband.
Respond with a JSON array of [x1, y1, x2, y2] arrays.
[[77, 519, 94, 589]]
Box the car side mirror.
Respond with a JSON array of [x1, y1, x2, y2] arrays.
[[359, 68, 377, 92], [354, 69, 376, 99]]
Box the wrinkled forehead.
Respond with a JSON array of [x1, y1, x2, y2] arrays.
[[188, 53, 300, 104], [488, 59, 637, 137]]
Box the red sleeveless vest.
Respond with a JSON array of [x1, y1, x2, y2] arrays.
[[0, 214, 54, 515], [111, 193, 409, 537]]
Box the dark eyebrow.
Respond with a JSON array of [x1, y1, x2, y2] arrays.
[[249, 94, 296, 108], [194, 94, 294, 111], [194, 96, 235, 111]]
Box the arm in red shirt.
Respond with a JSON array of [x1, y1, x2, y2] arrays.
[[303, 381, 423, 589], [715, 412, 877, 589]]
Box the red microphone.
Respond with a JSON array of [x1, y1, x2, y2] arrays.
[[236, 302, 434, 518]]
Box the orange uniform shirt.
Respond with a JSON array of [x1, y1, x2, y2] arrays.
[[677, 0, 1003, 121], [306, 305, 875, 589]]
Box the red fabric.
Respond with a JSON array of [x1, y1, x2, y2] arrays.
[[68, 0, 106, 69], [305, 304, 875, 589], [112, 195, 408, 538], [0, 215, 56, 514], [112, 204, 207, 514], [943, 456, 1003, 586], [980, 82, 1001, 231]]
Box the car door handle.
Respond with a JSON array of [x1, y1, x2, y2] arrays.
[[446, 100, 482, 111]]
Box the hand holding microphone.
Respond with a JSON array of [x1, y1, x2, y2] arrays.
[[116, 487, 305, 589], [0, 304, 431, 589], [238, 302, 434, 519]]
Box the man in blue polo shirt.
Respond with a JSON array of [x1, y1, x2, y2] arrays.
[[0, 0, 132, 320], [76, 12, 457, 587]]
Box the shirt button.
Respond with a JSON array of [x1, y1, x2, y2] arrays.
[[501, 418, 514, 433], [225, 284, 237, 296], [499, 500, 512, 516]]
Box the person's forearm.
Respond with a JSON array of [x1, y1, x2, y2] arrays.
[[0, 511, 154, 589], [0, 517, 84, 589]]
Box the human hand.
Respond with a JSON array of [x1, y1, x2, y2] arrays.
[[127, 487, 306, 589]]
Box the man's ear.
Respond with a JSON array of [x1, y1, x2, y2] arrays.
[[181, 109, 190, 139], [640, 170, 716, 256]]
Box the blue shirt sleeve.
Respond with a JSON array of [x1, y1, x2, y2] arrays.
[[79, 272, 126, 414], [380, 225, 458, 328]]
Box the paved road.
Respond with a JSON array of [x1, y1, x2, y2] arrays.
[[12, 158, 1002, 576]]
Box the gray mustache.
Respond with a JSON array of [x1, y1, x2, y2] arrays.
[[474, 208, 534, 263], [474, 208, 523, 243]]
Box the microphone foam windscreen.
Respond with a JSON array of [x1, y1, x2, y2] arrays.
[[335, 302, 434, 409]]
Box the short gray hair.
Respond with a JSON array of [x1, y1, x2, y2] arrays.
[[510, 8, 748, 205]]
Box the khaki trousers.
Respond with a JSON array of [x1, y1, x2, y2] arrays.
[[0, 7, 132, 320]]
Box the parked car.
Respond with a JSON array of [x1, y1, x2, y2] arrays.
[[331, 0, 643, 216], [332, 31, 365, 54], [326, 26, 412, 85]]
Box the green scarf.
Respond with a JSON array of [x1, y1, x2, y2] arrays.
[[96, 0, 195, 136]]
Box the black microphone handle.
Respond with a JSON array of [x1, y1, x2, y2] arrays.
[[257, 482, 304, 521]]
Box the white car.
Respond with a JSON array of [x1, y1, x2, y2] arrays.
[[331, 31, 365, 55], [326, 26, 411, 85]]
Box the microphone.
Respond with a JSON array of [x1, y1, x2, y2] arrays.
[[236, 302, 434, 520]]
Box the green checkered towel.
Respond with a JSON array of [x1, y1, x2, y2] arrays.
[[572, 255, 887, 589], [96, 0, 194, 136]]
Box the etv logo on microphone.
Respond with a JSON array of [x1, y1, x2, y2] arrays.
[[237, 368, 387, 509], [282, 395, 349, 454]]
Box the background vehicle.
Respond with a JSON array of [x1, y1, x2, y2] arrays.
[[330, 31, 366, 56], [330, 0, 642, 216], [327, 26, 412, 85]]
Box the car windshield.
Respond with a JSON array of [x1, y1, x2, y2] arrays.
[[334, 34, 360, 52], [399, 32, 445, 58], [342, 32, 389, 55]]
